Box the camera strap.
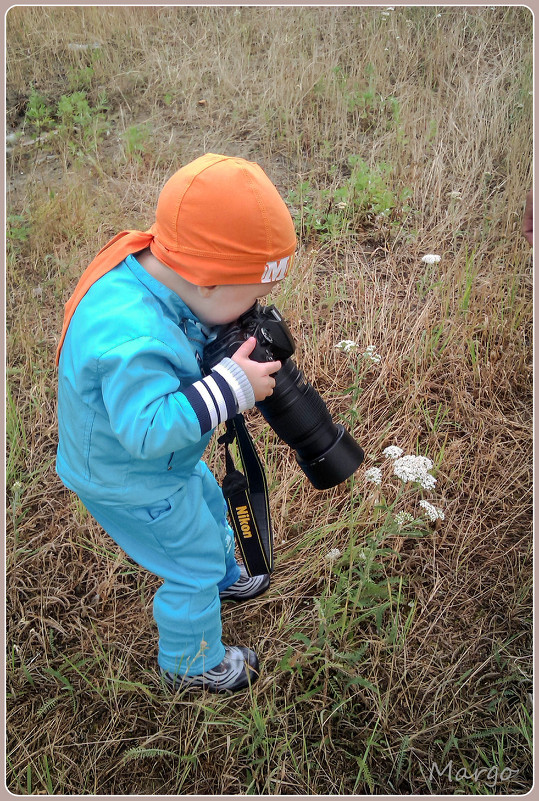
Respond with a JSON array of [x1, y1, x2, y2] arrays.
[[218, 414, 273, 576]]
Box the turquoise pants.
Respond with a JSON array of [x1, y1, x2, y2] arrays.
[[80, 461, 240, 676]]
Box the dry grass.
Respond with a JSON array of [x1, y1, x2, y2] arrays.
[[6, 6, 532, 795]]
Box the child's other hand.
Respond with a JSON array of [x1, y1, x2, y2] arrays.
[[231, 337, 281, 401]]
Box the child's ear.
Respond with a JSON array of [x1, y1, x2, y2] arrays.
[[197, 285, 217, 298]]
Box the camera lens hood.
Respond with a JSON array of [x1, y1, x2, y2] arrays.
[[295, 424, 364, 490]]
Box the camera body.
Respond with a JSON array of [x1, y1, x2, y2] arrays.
[[203, 303, 364, 490], [204, 303, 297, 366]]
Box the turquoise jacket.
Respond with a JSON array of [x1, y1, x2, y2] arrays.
[[56, 254, 254, 507]]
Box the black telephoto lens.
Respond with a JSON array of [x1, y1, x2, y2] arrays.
[[256, 359, 364, 489]]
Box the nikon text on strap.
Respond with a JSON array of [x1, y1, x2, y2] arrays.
[[218, 414, 273, 576]]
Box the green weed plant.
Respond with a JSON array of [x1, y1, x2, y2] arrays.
[[288, 155, 412, 243]]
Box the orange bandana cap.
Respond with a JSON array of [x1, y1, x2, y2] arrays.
[[149, 153, 297, 285], [55, 154, 296, 366]]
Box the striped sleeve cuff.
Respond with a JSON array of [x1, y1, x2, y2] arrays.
[[214, 357, 255, 413], [181, 357, 255, 435]]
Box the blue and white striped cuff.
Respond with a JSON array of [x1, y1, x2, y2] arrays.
[[181, 357, 255, 435], [214, 357, 255, 414]]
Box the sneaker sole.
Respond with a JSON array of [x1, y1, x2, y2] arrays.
[[164, 665, 259, 694]]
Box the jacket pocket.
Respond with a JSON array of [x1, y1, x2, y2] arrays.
[[83, 411, 96, 482]]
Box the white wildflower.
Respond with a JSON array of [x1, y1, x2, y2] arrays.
[[336, 339, 358, 353], [392, 454, 436, 490], [383, 445, 404, 460], [325, 548, 341, 562], [365, 467, 382, 486], [335, 201, 348, 210], [420, 474, 436, 490], [421, 254, 441, 264], [364, 344, 382, 363], [449, 190, 462, 199], [395, 511, 414, 527], [419, 500, 445, 522]]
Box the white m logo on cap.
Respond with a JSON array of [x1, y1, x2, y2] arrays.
[[261, 254, 294, 283]]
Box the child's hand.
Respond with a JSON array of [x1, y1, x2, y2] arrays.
[[231, 337, 281, 401]]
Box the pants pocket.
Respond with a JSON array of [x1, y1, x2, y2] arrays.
[[129, 497, 173, 524]]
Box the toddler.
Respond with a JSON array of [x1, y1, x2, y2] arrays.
[[56, 154, 297, 693]]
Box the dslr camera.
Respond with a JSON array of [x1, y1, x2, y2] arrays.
[[203, 303, 364, 490]]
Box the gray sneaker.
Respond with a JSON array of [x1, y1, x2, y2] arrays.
[[161, 645, 259, 693], [219, 563, 270, 603]]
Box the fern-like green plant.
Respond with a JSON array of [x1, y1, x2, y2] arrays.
[[122, 747, 178, 762]]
